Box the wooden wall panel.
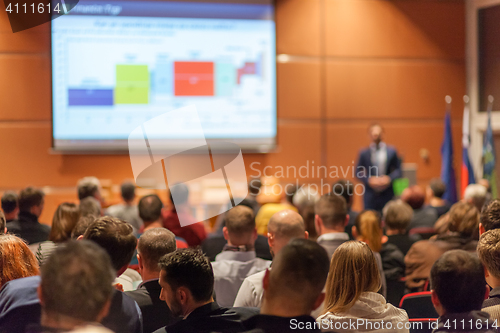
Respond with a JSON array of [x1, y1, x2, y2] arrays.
[[277, 60, 321, 119], [324, 0, 465, 59], [325, 60, 465, 120], [276, 0, 322, 56], [0, 55, 51, 120]]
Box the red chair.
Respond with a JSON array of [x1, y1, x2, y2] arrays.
[[399, 291, 439, 319]]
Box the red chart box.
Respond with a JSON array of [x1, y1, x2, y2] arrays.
[[174, 61, 214, 96]]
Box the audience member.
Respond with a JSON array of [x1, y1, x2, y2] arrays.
[[464, 183, 488, 213], [1, 191, 19, 222], [35, 241, 115, 332], [317, 241, 409, 333], [126, 228, 178, 333], [242, 239, 330, 333], [35, 202, 80, 265], [332, 179, 359, 239], [293, 185, 320, 240], [138, 194, 187, 249], [106, 181, 143, 234], [211, 205, 270, 307], [162, 184, 207, 246], [153, 248, 257, 333], [405, 201, 479, 291], [353, 211, 396, 295], [430, 250, 494, 333], [0, 234, 39, 289], [426, 178, 452, 218], [480, 199, 500, 235], [77, 176, 104, 204], [246, 176, 262, 216], [83, 216, 141, 292], [402, 185, 438, 231], [7, 187, 50, 245], [356, 123, 402, 212], [477, 229, 500, 322], [79, 196, 102, 218], [314, 193, 349, 259], [255, 183, 298, 236], [382, 200, 415, 255], [234, 209, 307, 308], [202, 199, 271, 261]]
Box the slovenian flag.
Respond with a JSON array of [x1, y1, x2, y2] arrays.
[[461, 102, 475, 197], [441, 110, 458, 204]]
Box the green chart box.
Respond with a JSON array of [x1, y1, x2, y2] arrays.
[[115, 65, 149, 104]]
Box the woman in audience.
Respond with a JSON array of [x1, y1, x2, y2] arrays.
[[352, 211, 405, 290], [36, 202, 80, 265], [0, 234, 39, 288], [317, 241, 409, 333]]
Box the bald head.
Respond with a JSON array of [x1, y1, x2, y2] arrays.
[[267, 209, 308, 257]]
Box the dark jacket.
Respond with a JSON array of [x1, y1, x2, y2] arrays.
[[386, 234, 415, 256], [126, 279, 177, 333], [356, 145, 402, 212], [152, 302, 258, 333], [380, 242, 405, 281], [6, 211, 50, 245], [434, 311, 496, 333], [242, 314, 320, 333]]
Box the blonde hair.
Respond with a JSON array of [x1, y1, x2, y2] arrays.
[[323, 241, 381, 314], [355, 210, 383, 252]]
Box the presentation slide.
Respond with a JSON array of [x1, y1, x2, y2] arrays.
[[51, 0, 276, 151]]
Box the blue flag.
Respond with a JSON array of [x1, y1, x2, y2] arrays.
[[483, 107, 498, 198], [441, 111, 457, 203]]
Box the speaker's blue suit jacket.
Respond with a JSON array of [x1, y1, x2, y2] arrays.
[[356, 145, 402, 211]]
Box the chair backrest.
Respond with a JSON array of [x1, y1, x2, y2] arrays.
[[408, 227, 436, 240], [400, 291, 439, 319]]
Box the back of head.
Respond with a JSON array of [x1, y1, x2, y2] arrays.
[[49, 202, 80, 243], [77, 177, 101, 201], [284, 183, 298, 205], [18, 187, 44, 213], [71, 215, 96, 239], [138, 194, 163, 222], [138, 228, 176, 272], [332, 179, 354, 208], [293, 185, 320, 209], [315, 193, 347, 229], [1, 191, 18, 214], [448, 201, 479, 238], [121, 182, 136, 202], [248, 176, 262, 196], [158, 248, 214, 303], [383, 200, 413, 231], [0, 234, 39, 287], [79, 197, 101, 218], [430, 250, 485, 313], [41, 240, 115, 322], [429, 178, 446, 198], [324, 241, 381, 314], [481, 199, 500, 232], [464, 184, 487, 212], [478, 229, 500, 280], [267, 209, 305, 241], [268, 238, 330, 312], [83, 216, 137, 272], [224, 205, 255, 238], [401, 185, 425, 210], [169, 183, 189, 206], [355, 210, 382, 252]]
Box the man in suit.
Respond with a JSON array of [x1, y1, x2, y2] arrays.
[[314, 193, 349, 259], [126, 228, 178, 333], [154, 249, 257, 333], [356, 123, 402, 212], [241, 239, 330, 333], [7, 187, 50, 245]]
